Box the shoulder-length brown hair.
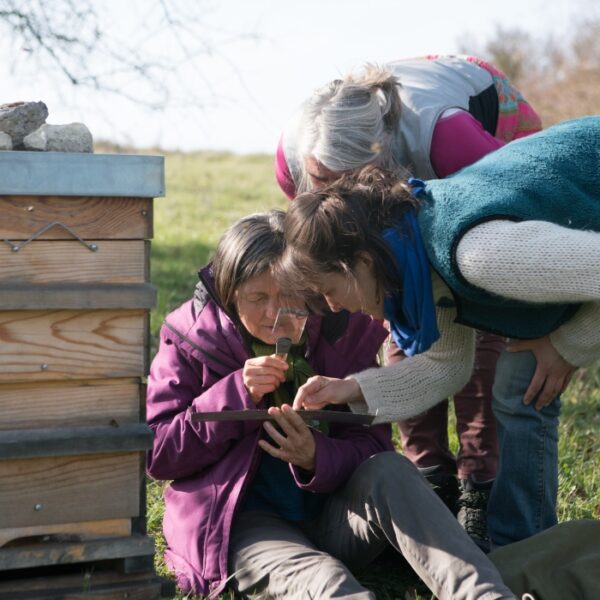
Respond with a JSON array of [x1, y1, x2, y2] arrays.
[[277, 166, 419, 299], [212, 210, 286, 312]]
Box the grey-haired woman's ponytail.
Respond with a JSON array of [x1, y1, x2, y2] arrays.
[[296, 64, 403, 193], [351, 64, 401, 133]]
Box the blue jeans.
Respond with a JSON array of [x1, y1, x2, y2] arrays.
[[488, 350, 560, 547]]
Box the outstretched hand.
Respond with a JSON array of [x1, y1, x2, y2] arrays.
[[292, 375, 363, 411], [259, 404, 316, 471], [507, 336, 577, 410]]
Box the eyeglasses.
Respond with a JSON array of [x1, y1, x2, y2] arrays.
[[271, 306, 309, 344]]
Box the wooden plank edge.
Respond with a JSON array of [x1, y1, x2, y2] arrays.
[[0, 579, 162, 600], [0, 152, 165, 198], [0, 519, 132, 548], [0, 535, 155, 572], [0, 283, 156, 310], [0, 424, 154, 460]]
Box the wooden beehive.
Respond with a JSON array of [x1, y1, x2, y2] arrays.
[[0, 151, 166, 598]]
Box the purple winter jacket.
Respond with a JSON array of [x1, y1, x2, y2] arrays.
[[146, 268, 393, 596]]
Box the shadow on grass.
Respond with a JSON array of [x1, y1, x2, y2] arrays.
[[355, 546, 433, 599]]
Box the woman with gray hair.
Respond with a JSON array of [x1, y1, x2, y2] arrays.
[[275, 54, 548, 553], [146, 210, 519, 600], [276, 55, 541, 194]]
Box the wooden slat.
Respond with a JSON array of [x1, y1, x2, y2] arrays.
[[0, 152, 164, 198], [0, 310, 146, 383], [0, 581, 161, 600], [0, 196, 153, 240], [0, 570, 162, 599], [0, 453, 141, 529], [0, 424, 153, 460], [0, 283, 156, 310], [0, 518, 131, 548], [0, 379, 141, 430], [0, 536, 154, 572], [0, 241, 147, 284]]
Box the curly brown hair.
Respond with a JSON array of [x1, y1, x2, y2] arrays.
[[276, 166, 420, 302]]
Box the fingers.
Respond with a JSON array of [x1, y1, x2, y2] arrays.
[[523, 366, 545, 405], [524, 364, 577, 410], [245, 357, 287, 380], [509, 336, 576, 410], [293, 377, 361, 410], [273, 403, 308, 430], [524, 365, 562, 410], [259, 405, 316, 471], [534, 376, 563, 410], [264, 405, 306, 438], [262, 421, 289, 448], [243, 356, 288, 402], [533, 369, 576, 410], [293, 376, 328, 410], [244, 373, 284, 403]]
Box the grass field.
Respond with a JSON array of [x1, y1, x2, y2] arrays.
[[147, 151, 600, 599]]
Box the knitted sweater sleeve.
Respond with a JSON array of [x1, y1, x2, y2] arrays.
[[456, 219, 600, 366], [349, 294, 476, 423]]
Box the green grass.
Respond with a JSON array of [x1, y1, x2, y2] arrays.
[[148, 151, 600, 599]]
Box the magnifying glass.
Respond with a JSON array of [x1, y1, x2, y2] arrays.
[[271, 307, 308, 360]]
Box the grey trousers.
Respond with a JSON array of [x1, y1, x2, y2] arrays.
[[228, 452, 516, 600]]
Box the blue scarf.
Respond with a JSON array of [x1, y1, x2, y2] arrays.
[[383, 179, 439, 356]]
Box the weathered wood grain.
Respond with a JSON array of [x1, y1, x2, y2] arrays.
[[0, 569, 162, 599], [0, 453, 141, 529], [0, 310, 147, 382], [0, 535, 155, 571], [0, 283, 157, 310], [0, 196, 153, 240], [0, 379, 142, 430], [0, 241, 147, 284], [0, 518, 131, 548]]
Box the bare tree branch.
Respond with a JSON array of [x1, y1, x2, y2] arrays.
[[0, 0, 261, 111]]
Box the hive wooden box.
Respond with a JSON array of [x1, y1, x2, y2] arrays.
[[0, 151, 165, 598]]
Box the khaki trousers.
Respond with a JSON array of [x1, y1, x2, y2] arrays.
[[228, 452, 515, 600]]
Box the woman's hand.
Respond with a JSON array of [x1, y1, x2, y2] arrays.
[[292, 375, 363, 410], [259, 404, 316, 471], [243, 355, 288, 404], [507, 336, 577, 410]]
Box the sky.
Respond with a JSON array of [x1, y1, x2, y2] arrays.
[[0, 0, 593, 154]]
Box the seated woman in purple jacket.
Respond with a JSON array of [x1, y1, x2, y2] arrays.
[[146, 210, 517, 600]]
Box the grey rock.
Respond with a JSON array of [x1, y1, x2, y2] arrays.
[[0, 101, 48, 147], [21, 127, 47, 151], [23, 123, 94, 153], [0, 131, 12, 150]]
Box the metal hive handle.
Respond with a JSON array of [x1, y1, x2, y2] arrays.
[[3, 221, 98, 252]]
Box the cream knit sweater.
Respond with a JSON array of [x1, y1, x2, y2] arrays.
[[349, 220, 600, 423]]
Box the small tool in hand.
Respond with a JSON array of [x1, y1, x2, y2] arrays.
[[275, 336, 292, 361]]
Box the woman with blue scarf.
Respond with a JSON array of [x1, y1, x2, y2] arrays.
[[278, 56, 545, 553], [279, 116, 600, 550]]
